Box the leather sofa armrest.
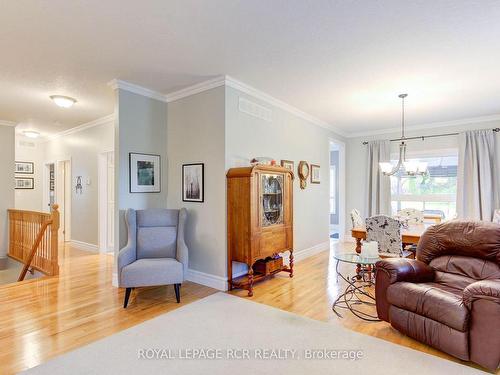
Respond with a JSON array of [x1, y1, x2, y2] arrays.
[[463, 279, 500, 309], [375, 258, 434, 322], [376, 258, 435, 284], [463, 279, 500, 371]]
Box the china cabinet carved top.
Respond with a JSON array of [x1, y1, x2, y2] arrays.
[[227, 165, 294, 295]]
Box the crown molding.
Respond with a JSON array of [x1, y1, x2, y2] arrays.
[[107, 79, 167, 103], [165, 76, 226, 102], [347, 113, 500, 138], [45, 114, 115, 142], [0, 120, 17, 127], [224, 75, 347, 137]]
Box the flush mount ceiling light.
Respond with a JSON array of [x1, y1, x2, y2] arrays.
[[50, 95, 77, 108], [23, 130, 40, 139]]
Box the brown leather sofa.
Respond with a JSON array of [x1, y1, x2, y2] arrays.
[[375, 221, 500, 370]]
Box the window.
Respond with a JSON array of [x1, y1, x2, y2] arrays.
[[390, 153, 458, 220]]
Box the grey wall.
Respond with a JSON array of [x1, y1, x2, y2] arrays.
[[117, 89, 168, 248], [0, 125, 15, 266], [43, 120, 114, 245], [345, 119, 500, 234], [15, 139, 44, 212], [166, 87, 226, 277], [225, 86, 345, 260]]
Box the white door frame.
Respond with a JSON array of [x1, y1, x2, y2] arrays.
[[329, 137, 346, 242], [98, 150, 114, 253]]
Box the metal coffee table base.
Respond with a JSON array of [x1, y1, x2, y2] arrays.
[[332, 262, 381, 322]]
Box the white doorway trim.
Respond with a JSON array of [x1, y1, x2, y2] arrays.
[[98, 151, 115, 253], [329, 138, 346, 242]]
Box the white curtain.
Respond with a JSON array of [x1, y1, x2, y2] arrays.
[[365, 140, 391, 217], [457, 129, 497, 221]]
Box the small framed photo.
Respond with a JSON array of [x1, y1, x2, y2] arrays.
[[182, 163, 204, 203], [15, 177, 34, 189], [310, 164, 320, 184], [15, 161, 34, 174], [129, 153, 161, 193], [281, 160, 294, 171]]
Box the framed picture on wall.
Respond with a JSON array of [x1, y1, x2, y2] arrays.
[[280, 159, 294, 171], [129, 153, 161, 193], [15, 161, 34, 174], [310, 164, 320, 184], [15, 177, 34, 189], [182, 163, 204, 203]]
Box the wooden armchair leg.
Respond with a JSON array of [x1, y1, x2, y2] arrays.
[[123, 287, 133, 308], [174, 284, 181, 303]]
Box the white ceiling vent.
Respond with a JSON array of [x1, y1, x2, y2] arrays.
[[18, 140, 36, 148], [238, 97, 272, 122]]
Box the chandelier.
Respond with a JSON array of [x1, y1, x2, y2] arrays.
[[379, 94, 427, 177]]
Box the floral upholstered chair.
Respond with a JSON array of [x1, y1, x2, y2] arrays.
[[365, 215, 413, 258], [350, 209, 364, 229], [396, 208, 424, 225]]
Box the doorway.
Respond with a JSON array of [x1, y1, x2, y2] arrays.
[[329, 140, 345, 242], [43, 160, 71, 242], [98, 151, 115, 253]]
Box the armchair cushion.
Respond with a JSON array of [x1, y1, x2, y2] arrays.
[[137, 226, 177, 258], [463, 279, 500, 309], [387, 282, 469, 332], [120, 258, 183, 288]]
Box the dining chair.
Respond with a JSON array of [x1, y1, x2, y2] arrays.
[[396, 208, 424, 224], [350, 209, 364, 228], [365, 215, 413, 258]]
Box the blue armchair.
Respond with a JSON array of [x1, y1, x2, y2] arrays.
[[118, 208, 188, 308]]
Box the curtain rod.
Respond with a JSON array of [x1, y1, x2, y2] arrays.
[[362, 127, 500, 145]]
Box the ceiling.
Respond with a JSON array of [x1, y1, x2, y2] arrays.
[[1, 0, 500, 137]]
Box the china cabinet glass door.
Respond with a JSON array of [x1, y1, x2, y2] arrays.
[[261, 174, 284, 227]]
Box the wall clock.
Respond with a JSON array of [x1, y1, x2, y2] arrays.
[[298, 161, 309, 189]]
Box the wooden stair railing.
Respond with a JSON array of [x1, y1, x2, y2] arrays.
[[8, 204, 60, 281]]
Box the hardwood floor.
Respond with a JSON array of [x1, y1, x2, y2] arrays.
[[0, 245, 217, 374], [0, 242, 495, 374]]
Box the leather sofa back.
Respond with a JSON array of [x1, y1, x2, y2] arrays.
[[417, 221, 500, 266], [430, 255, 500, 290]]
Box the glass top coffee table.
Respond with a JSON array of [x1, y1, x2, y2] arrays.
[[332, 253, 381, 322]]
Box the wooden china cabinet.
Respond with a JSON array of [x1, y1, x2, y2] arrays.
[[226, 165, 294, 296]]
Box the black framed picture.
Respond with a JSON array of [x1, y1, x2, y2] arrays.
[[129, 153, 161, 193], [15, 177, 34, 189], [182, 163, 204, 202], [15, 161, 34, 174]]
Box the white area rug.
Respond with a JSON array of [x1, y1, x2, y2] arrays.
[[24, 293, 482, 374]]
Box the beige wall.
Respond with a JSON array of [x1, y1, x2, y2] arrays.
[[166, 87, 226, 277], [0, 125, 15, 265], [116, 89, 168, 249], [345, 119, 500, 233]]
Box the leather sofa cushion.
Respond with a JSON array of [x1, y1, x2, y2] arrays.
[[389, 306, 469, 361], [387, 282, 469, 332]]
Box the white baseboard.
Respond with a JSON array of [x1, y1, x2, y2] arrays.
[[112, 272, 118, 287], [70, 240, 99, 252], [186, 268, 228, 291], [282, 241, 330, 263], [186, 241, 330, 292]]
